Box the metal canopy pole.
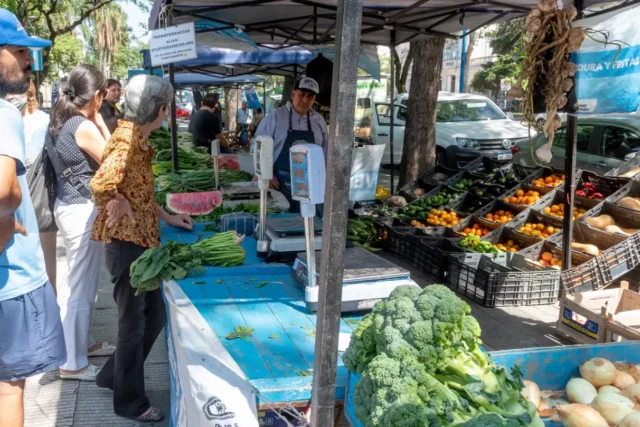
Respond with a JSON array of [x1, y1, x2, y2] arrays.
[[389, 31, 396, 193], [562, 0, 584, 272], [310, 0, 363, 425], [169, 63, 179, 172]]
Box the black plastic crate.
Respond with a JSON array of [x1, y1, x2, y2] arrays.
[[579, 202, 640, 237], [419, 164, 463, 187], [399, 185, 465, 217], [604, 156, 640, 179], [506, 209, 563, 241], [483, 164, 525, 189], [526, 167, 580, 191], [512, 163, 543, 181], [534, 189, 601, 223], [577, 170, 630, 200], [606, 180, 640, 210], [446, 192, 494, 216], [549, 221, 635, 287], [413, 237, 463, 281], [397, 178, 440, 202], [463, 156, 512, 177], [445, 254, 560, 307], [499, 184, 554, 212], [481, 226, 541, 254], [451, 215, 503, 238], [446, 171, 486, 192], [474, 199, 528, 224]]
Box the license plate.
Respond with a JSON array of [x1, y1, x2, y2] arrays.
[[498, 153, 513, 160]]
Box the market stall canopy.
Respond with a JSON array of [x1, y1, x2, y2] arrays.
[[149, 0, 619, 46], [143, 45, 380, 80], [165, 72, 265, 86]]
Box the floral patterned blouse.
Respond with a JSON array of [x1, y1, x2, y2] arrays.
[[90, 120, 160, 248]]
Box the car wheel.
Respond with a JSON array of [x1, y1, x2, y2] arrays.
[[436, 148, 447, 167]]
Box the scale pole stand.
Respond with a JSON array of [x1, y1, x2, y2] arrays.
[[303, 216, 317, 289]]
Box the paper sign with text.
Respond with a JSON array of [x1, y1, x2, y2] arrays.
[[149, 22, 197, 67]]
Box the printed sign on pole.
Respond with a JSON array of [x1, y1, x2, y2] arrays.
[[149, 22, 197, 67], [349, 146, 385, 201], [30, 49, 43, 71]]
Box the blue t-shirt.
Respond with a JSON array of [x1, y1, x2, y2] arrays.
[[0, 99, 48, 301]]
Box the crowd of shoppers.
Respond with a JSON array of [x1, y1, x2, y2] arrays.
[[0, 8, 192, 426]]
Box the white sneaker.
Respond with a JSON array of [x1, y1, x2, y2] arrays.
[[87, 342, 116, 357], [60, 364, 101, 381]]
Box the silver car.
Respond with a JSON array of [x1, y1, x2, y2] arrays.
[[512, 115, 640, 175]]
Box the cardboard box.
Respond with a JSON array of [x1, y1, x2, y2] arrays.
[[557, 281, 640, 344]]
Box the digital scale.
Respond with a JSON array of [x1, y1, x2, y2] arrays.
[[293, 247, 418, 312], [253, 137, 418, 311]]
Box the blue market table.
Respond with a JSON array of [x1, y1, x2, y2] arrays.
[[159, 223, 363, 426]]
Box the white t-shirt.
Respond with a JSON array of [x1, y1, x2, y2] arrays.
[[23, 109, 50, 171]]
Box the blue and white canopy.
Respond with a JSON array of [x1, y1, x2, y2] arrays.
[[165, 73, 264, 87]]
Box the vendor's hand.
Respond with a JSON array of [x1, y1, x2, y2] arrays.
[[167, 213, 193, 230], [0, 216, 27, 255], [106, 193, 135, 228], [269, 177, 280, 190]]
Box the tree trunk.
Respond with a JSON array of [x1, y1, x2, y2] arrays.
[[224, 87, 239, 131], [463, 32, 477, 93], [392, 44, 415, 94], [398, 37, 445, 188], [282, 76, 295, 105]]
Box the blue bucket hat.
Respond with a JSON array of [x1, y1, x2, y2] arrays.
[[0, 8, 51, 48]]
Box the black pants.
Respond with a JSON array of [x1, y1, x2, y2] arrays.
[[96, 239, 167, 418]]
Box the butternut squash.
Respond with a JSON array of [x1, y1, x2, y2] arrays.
[[618, 197, 640, 212], [605, 225, 639, 235], [572, 242, 600, 256], [584, 214, 615, 230], [620, 168, 640, 178]]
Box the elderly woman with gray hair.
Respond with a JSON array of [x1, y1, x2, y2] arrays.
[[90, 74, 192, 423]]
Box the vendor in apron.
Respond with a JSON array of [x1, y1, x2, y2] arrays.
[[253, 77, 329, 214]]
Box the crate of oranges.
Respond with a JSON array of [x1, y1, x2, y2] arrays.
[[453, 215, 501, 238], [425, 208, 463, 227], [537, 190, 601, 222], [508, 210, 562, 240], [484, 227, 540, 254], [519, 241, 583, 273], [530, 174, 565, 188], [501, 184, 552, 208], [475, 199, 523, 224]]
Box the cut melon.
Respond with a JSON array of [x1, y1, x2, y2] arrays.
[[166, 191, 222, 215]]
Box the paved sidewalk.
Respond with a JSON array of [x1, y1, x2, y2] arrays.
[[24, 236, 170, 427]]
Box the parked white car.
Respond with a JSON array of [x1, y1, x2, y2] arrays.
[[357, 92, 533, 165]]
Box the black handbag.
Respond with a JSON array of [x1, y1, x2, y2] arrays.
[[26, 142, 58, 233]]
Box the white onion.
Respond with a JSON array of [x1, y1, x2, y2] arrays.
[[580, 358, 617, 387], [623, 384, 640, 403], [620, 412, 640, 427], [616, 370, 637, 389], [522, 380, 541, 408], [591, 392, 635, 425], [566, 377, 598, 404], [598, 385, 621, 395], [556, 404, 609, 427]]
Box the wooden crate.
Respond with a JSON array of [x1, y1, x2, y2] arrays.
[[556, 281, 640, 344]]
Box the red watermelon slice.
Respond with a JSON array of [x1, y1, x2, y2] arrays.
[[166, 191, 222, 215]]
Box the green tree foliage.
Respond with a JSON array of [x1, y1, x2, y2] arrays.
[[47, 33, 84, 80], [470, 18, 525, 100]]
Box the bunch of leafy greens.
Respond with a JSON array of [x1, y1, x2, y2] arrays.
[[343, 285, 542, 427]]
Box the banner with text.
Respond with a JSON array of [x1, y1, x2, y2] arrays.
[[149, 22, 197, 67], [350, 146, 384, 201], [573, 5, 640, 114]]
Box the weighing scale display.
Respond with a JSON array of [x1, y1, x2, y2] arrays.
[[291, 153, 310, 200], [255, 140, 264, 176]]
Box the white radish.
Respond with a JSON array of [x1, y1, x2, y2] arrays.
[[522, 380, 541, 408], [591, 392, 635, 425], [566, 377, 598, 404], [580, 358, 617, 387], [556, 404, 609, 427]]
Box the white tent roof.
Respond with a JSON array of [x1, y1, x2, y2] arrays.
[[150, 0, 623, 46]]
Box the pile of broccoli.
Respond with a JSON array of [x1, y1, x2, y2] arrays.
[[343, 285, 543, 427]]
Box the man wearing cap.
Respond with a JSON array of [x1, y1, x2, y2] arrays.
[[254, 76, 328, 213], [0, 9, 66, 427]]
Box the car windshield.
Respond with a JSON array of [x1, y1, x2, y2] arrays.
[[437, 100, 507, 122]]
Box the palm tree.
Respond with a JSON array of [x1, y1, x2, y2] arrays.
[[87, 3, 127, 78]]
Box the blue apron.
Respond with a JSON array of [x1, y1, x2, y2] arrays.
[[274, 107, 315, 214]]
